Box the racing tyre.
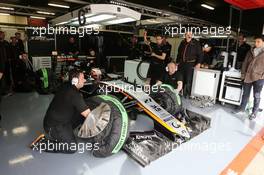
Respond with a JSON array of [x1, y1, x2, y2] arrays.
[[150, 84, 182, 116], [81, 95, 129, 157]]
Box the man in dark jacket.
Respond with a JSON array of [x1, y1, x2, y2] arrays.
[[234, 35, 264, 120], [162, 37, 172, 65], [0, 31, 12, 95], [0, 31, 8, 124], [235, 34, 251, 69], [0, 54, 3, 125], [15, 32, 25, 54], [144, 32, 167, 86], [176, 32, 203, 97], [66, 37, 79, 55]]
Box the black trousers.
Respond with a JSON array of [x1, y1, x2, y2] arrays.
[[147, 62, 165, 86], [178, 62, 195, 97], [240, 79, 264, 114], [0, 79, 2, 121], [43, 114, 84, 154]]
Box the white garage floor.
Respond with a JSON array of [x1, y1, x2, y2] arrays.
[[0, 92, 264, 175]]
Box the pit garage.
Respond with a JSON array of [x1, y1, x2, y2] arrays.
[[0, 1, 264, 175]]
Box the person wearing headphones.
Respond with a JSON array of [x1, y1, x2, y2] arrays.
[[156, 61, 183, 93], [32, 68, 91, 153]]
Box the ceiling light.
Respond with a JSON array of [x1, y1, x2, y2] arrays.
[[105, 17, 135, 25], [84, 24, 101, 29], [51, 4, 141, 26], [37, 11, 55, 15], [0, 7, 14, 10], [48, 3, 70, 9], [210, 35, 229, 38], [56, 21, 68, 25], [71, 14, 116, 25], [86, 14, 116, 23], [201, 4, 215, 10], [146, 19, 160, 24], [0, 13, 10, 16], [30, 16, 46, 19]]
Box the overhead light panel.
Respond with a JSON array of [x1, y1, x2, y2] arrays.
[[210, 35, 229, 38], [0, 7, 14, 10], [84, 24, 101, 29], [201, 4, 215, 10], [37, 11, 55, 15], [106, 17, 135, 25], [86, 14, 116, 23], [51, 4, 141, 26], [30, 16, 46, 19], [48, 3, 70, 9], [71, 14, 116, 25], [56, 21, 68, 25], [0, 13, 10, 16]]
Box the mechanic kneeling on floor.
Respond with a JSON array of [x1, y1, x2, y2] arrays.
[[32, 68, 91, 153], [156, 61, 183, 93]]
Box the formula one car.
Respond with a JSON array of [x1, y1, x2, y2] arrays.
[[79, 79, 211, 166]]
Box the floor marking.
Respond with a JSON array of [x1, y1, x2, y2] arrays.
[[220, 127, 264, 175]]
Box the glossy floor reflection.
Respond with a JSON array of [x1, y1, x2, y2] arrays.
[[0, 92, 264, 175]]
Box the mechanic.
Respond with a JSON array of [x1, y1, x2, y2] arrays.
[[32, 68, 91, 153], [234, 35, 264, 120], [162, 37, 172, 65], [88, 48, 96, 67], [0, 32, 5, 125], [233, 34, 251, 69], [66, 36, 79, 55], [0, 31, 13, 95], [201, 39, 215, 68], [15, 32, 25, 54], [144, 31, 167, 86], [156, 61, 183, 93], [176, 32, 203, 98]]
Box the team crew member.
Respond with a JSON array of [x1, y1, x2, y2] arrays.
[[15, 32, 25, 54], [66, 37, 79, 55], [144, 32, 167, 86], [162, 37, 172, 65], [33, 69, 91, 153], [176, 32, 203, 97], [0, 31, 12, 95], [88, 48, 96, 67], [234, 34, 251, 69], [234, 35, 264, 120], [157, 61, 183, 93], [0, 32, 5, 123], [201, 40, 215, 68]]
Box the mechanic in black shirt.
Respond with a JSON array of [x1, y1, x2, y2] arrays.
[[201, 39, 215, 68], [66, 36, 79, 55], [144, 32, 167, 86], [35, 69, 91, 153], [157, 61, 183, 93], [0, 34, 4, 124], [176, 32, 203, 97], [0, 31, 12, 95], [15, 32, 25, 54], [162, 37, 172, 65], [234, 34, 251, 69]]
